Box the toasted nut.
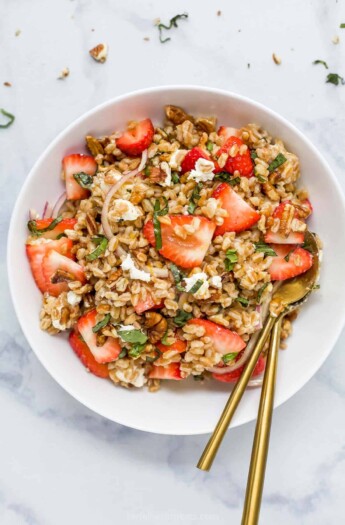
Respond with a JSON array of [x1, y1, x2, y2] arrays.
[[145, 311, 168, 343], [272, 53, 282, 65], [195, 117, 216, 134], [61, 307, 70, 326], [108, 269, 122, 281], [86, 213, 98, 236], [145, 166, 166, 183], [96, 333, 107, 346], [263, 182, 280, 201], [86, 135, 104, 156], [51, 270, 74, 283], [89, 43, 108, 63], [165, 105, 194, 125], [58, 67, 70, 80]]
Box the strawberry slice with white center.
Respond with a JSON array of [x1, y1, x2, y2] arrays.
[[77, 310, 121, 364], [116, 118, 154, 156], [28, 218, 78, 240], [143, 215, 216, 269], [42, 250, 86, 297], [148, 362, 182, 380], [62, 154, 97, 200], [212, 183, 260, 236], [212, 355, 265, 383], [69, 328, 110, 378], [218, 126, 240, 139], [268, 244, 313, 281], [187, 318, 246, 355], [26, 237, 74, 293], [134, 295, 164, 314], [264, 201, 305, 244]]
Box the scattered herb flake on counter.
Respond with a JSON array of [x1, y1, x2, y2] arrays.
[[0, 108, 15, 128], [92, 314, 110, 333], [254, 242, 277, 256], [340, 23, 345, 28], [156, 13, 188, 44], [86, 236, 108, 261], [268, 153, 287, 172], [326, 73, 345, 86], [313, 59, 328, 69]]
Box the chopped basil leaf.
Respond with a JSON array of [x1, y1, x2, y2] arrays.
[[146, 348, 162, 363], [157, 13, 188, 44], [73, 172, 93, 189], [86, 235, 108, 261], [144, 166, 151, 177], [222, 352, 237, 364], [268, 153, 287, 173], [27, 215, 63, 236], [118, 349, 127, 359], [326, 73, 345, 86], [313, 284, 320, 290], [128, 342, 147, 358], [153, 198, 169, 250], [254, 242, 277, 257], [161, 331, 173, 346], [236, 296, 249, 307], [173, 310, 193, 327], [340, 23, 345, 28], [313, 59, 328, 69], [214, 172, 241, 186], [250, 150, 258, 160], [257, 283, 268, 304], [193, 374, 204, 381], [206, 141, 214, 152], [0, 108, 15, 128], [187, 182, 203, 214], [224, 249, 238, 271], [171, 172, 180, 184], [188, 279, 204, 294], [284, 249, 294, 262], [92, 313, 111, 333], [117, 329, 147, 344], [170, 263, 185, 292], [255, 172, 267, 183]]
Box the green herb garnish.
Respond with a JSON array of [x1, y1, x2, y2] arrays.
[[214, 172, 241, 186], [27, 215, 63, 236], [118, 349, 127, 359], [236, 296, 249, 307], [313, 59, 328, 69], [171, 172, 179, 184], [161, 331, 173, 346], [340, 23, 345, 28], [73, 172, 93, 189], [188, 279, 204, 294], [193, 374, 204, 381], [206, 141, 214, 152], [170, 263, 185, 292], [92, 313, 111, 333], [86, 235, 108, 261], [284, 249, 294, 262], [146, 348, 162, 363], [153, 198, 169, 250], [187, 183, 203, 214], [117, 329, 148, 345], [129, 343, 147, 358], [255, 172, 267, 183], [144, 166, 151, 177], [257, 283, 268, 304], [0, 108, 15, 128], [302, 239, 315, 254], [222, 352, 237, 364], [254, 242, 277, 257], [173, 310, 193, 327], [224, 249, 238, 271], [250, 150, 258, 160], [326, 73, 345, 86], [157, 13, 189, 44], [313, 284, 320, 290], [268, 153, 287, 173]]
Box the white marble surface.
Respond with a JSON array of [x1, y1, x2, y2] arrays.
[[2, 0, 345, 523]]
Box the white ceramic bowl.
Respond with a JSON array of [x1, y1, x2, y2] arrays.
[[7, 86, 345, 435]]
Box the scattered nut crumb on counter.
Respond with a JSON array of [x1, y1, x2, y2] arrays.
[[89, 43, 108, 63]]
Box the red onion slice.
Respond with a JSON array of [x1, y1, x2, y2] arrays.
[[52, 192, 67, 218], [42, 201, 53, 219]]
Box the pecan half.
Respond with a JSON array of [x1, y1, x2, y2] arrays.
[[86, 135, 104, 156], [144, 166, 166, 183], [165, 105, 193, 125], [145, 312, 168, 343], [51, 270, 74, 283], [86, 212, 98, 236], [195, 117, 216, 134]]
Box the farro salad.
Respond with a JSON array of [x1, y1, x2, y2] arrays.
[[25, 105, 317, 391]]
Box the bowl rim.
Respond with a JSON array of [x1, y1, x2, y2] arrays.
[[7, 84, 345, 435]]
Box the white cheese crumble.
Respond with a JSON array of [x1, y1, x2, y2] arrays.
[[187, 158, 215, 183], [52, 319, 65, 330], [209, 276, 222, 289], [111, 199, 141, 221], [118, 324, 136, 333], [67, 291, 82, 306], [159, 161, 172, 187], [169, 149, 188, 171], [121, 254, 151, 282], [116, 368, 147, 388], [184, 272, 209, 299]]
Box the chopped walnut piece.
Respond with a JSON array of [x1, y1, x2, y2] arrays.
[[86, 135, 104, 156], [58, 67, 70, 80], [272, 53, 282, 65], [195, 117, 216, 134], [165, 105, 193, 125], [89, 43, 108, 63], [3, 82, 12, 87], [145, 312, 168, 343]]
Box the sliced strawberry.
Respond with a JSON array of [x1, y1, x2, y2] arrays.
[[28, 218, 77, 240], [218, 126, 240, 139], [26, 238, 74, 293], [148, 362, 182, 380], [77, 310, 121, 364], [212, 183, 260, 236], [116, 118, 154, 156], [42, 250, 86, 297], [143, 215, 216, 269], [134, 295, 164, 314], [264, 201, 305, 244], [156, 338, 187, 354], [62, 153, 97, 200], [180, 147, 210, 174], [268, 244, 313, 281], [212, 355, 266, 383], [69, 328, 109, 378], [187, 318, 246, 355], [216, 136, 254, 177]]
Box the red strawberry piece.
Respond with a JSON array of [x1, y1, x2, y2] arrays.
[[268, 244, 313, 281], [143, 215, 216, 269], [42, 250, 86, 297], [26, 238, 74, 293], [134, 295, 164, 314], [116, 118, 154, 156], [29, 218, 77, 240], [62, 154, 97, 201], [148, 362, 182, 380], [180, 147, 210, 174], [77, 310, 121, 364], [264, 201, 305, 244], [218, 126, 240, 139], [212, 183, 260, 236], [212, 355, 266, 383], [69, 328, 109, 378], [187, 318, 246, 355], [156, 338, 187, 354], [216, 136, 254, 177]]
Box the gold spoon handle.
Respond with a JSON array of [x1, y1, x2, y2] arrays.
[[197, 314, 276, 472], [241, 316, 283, 525]]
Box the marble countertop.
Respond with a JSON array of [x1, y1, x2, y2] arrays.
[[2, 0, 345, 523]]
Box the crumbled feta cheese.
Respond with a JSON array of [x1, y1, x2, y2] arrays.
[[160, 161, 172, 187], [209, 276, 222, 288], [111, 199, 141, 221], [187, 158, 215, 183], [67, 291, 82, 306], [121, 254, 151, 282], [169, 149, 188, 171], [116, 368, 147, 388], [118, 324, 136, 332], [52, 318, 65, 330], [184, 272, 209, 298]]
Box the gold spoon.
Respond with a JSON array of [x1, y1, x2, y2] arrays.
[[197, 231, 320, 472]]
